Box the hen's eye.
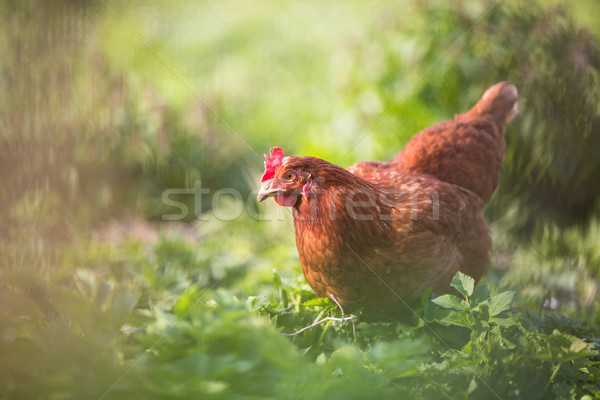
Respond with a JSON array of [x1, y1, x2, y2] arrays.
[[283, 171, 296, 181]]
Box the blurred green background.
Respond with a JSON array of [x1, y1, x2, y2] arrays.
[[1, 0, 600, 398]]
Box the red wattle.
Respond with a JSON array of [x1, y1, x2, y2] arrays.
[[275, 194, 297, 207]]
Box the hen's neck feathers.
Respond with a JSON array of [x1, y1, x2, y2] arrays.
[[292, 160, 395, 251]]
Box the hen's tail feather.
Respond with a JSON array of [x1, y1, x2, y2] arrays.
[[460, 81, 519, 126], [393, 82, 518, 202]]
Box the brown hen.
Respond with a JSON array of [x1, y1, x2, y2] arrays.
[[258, 82, 518, 317]]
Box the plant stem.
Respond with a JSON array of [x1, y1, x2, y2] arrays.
[[545, 363, 562, 391]]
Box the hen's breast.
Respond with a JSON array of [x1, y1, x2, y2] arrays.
[[291, 173, 482, 311], [294, 210, 464, 311]]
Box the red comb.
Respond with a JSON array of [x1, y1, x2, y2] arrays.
[[261, 147, 284, 182]]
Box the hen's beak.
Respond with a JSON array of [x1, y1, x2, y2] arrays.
[[257, 181, 282, 202]]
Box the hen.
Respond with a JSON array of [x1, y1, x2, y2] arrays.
[[258, 82, 518, 317]]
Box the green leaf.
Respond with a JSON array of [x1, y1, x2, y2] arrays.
[[431, 294, 470, 311], [438, 311, 474, 328], [74, 269, 96, 299], [111, 288, 137, 319], [569, 338, 588, 353], [95, 280, 114, 310], [316, 353, 327, 365], [420, 287, 433, 308], [174, 287, 199, 316], [488, 291, 515, 317], [450, 272, 474, 298], [471, 285, 490, 305], [467, 376, 478, 394], [272, 270, 282, 292], [489, 315, 517, 327], [302, 298, 331, 307]]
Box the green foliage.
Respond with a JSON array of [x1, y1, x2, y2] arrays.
[[1, 215, 600, 399], [407, 0, 600, 228]]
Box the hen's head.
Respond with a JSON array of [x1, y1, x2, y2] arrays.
[[257, 147, 313, 207]]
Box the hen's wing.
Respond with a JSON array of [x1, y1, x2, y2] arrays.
[[328, 173, 485, 308]]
